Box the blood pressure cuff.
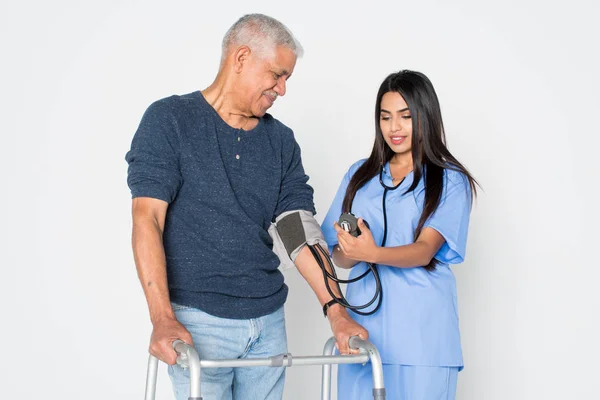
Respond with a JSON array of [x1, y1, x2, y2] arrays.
[[268, 210, 328, 272]]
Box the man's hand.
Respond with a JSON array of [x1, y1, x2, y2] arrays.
[[292, 245, 369, 354], [326, 304, 369, 355], [149, 317, 194, 365]]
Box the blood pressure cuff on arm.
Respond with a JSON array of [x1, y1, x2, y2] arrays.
[[268, 210, 328, 272]]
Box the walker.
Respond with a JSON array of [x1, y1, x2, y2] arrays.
[[144, 336, 386, 399]]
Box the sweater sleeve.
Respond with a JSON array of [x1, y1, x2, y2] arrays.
[[273, 127, 315, 219], [125, 99, 182, 203]]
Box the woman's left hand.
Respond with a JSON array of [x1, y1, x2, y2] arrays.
[[334, 218, 379, 263]]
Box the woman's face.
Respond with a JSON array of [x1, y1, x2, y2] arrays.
[[379, 91, 413, 156]]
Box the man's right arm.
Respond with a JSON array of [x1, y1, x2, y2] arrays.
[[132, 197, 193, 365]]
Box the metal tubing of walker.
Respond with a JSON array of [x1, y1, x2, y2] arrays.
[[144, 354, 159, 400], [197, 353, 369, 369], [173, 340, 202, 400], [349, 336, 386, 400], [321, 337, 337, 400], [145, 336, 384, 400], [321, 337, 386, 400]]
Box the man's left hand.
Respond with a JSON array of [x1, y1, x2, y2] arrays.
[[326, 304, 369, 355]]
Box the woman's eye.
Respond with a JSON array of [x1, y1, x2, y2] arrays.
[[402, 116, 412, 119]]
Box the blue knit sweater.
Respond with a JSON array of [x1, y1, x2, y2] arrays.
[[126, 91, 315, 318]]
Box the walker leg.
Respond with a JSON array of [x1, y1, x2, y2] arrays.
[[173, 340, 203, 400], [145, 355, 159, 400], [349, 337, 386, 400], [321, 337, 337, 400]]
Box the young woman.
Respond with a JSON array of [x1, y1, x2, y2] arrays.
[[321, 70, 479, 399]]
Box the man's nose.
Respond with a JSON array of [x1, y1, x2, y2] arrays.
[[273, 78, 286, 97]]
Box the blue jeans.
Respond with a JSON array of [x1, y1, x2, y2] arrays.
[[168, 303, 287, 400]]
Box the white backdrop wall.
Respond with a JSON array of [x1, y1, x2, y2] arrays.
[[1, 0, 599, 399]]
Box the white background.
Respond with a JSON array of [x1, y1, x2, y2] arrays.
[[1, 0, 599, 399]]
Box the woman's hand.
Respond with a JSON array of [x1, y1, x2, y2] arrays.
[[334, 218, 379, 264]]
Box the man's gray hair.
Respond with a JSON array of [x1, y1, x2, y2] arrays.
[[222, 14, 304, 62]]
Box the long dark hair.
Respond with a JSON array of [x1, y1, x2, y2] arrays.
[[342, 70, 479, 271]]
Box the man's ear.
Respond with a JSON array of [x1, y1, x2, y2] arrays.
[[233, 46, 251, 73]]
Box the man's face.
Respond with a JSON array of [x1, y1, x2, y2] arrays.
[[240, 45, 296, 117]]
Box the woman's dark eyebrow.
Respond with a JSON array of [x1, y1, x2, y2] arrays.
[[380, 108, 409, 113]]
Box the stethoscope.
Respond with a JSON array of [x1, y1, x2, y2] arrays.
[[379, 163, 405, 249], [315, 164, 406, 316]]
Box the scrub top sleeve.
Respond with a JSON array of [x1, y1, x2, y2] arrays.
[[424, 169, 472, 264], [321, 160, 365, 253]]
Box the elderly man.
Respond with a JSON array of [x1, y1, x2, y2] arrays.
[[126, 13, 367, 399]]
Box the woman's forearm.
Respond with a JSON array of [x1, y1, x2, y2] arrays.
[[371, 241, 438, 268]]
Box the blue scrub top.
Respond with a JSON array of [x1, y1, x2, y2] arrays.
[[321, 160, 472, 368]]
